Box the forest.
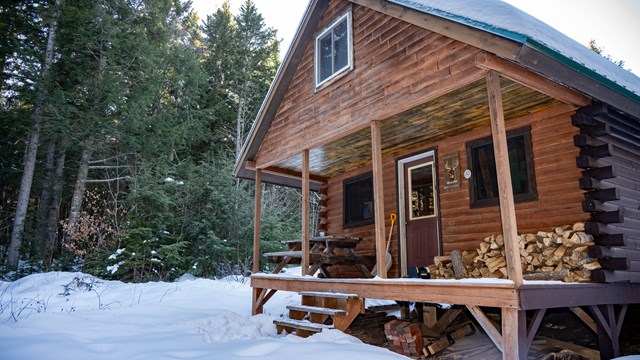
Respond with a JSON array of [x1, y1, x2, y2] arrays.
[[0, 0, 308, 281]]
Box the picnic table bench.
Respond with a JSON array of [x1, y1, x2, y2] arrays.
[[263, 236, 376, 278]]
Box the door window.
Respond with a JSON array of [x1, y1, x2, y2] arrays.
[[408, 162, 436, 220]]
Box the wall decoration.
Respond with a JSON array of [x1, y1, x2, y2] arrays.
[[443, 153, 461, 191]]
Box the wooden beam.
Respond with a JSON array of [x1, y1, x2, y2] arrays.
[[589, 304, 627, 358], [466, 305, 503, 352], [526, 309, 546, 348], [475, 52, 590, 107], [253, 169, 262, 274], [253, 274, 519, 308], [371, 121, 387, 278], [245, 161, 327, 184], [502, 308, 526, 360], [348, 0, 522, 60], [570, 307, 597, 333], [301, 149, 310, 276], [486, 70, 524, 287]]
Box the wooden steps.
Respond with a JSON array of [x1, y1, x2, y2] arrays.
[[274, 319, 334, 337], [286, 304, 347, 316], [274, 291, 365, 338], [298, 291, 360, 299]]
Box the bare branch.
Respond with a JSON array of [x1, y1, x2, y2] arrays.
[[88, 165, 131, 170], [88, 154, 134, 164], [85, 176, 132, 183]]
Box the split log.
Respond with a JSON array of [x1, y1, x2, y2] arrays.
[[429, 223, 599, 282]]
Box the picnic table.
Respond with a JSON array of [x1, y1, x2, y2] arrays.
[[263, 236, 376, 278]]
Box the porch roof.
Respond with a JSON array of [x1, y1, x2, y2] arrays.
[[272, 76, 560, 178]]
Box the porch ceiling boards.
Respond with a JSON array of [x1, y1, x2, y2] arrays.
[[274, 76, 561, 177]]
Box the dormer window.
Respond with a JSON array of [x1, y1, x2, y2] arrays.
[[315, 10, 353, 89]]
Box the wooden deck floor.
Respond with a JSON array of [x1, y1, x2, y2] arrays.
[[252, 273, 519, 308], [251, 273, 640, 311]]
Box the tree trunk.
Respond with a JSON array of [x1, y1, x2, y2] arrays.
[[235, 96, 247, 159], [7, 121, 41, 269], [35, 140, 56, 253], [64, 139, 93, 246], [6, 0, 60, 269], [44, 139, 67, 268]]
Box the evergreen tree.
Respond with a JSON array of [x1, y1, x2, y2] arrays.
[[2, 0, 303, 280], [588, 39, 627, 69], [201, 0, 279, 157], [5, 0, 61, 270]]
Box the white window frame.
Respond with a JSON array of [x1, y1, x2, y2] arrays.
[[314, 9, 353, 90]]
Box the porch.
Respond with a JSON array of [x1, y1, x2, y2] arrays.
[[252, 273, 640, 359]]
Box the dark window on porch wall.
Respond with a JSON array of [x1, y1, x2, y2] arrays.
[[466, 126, 537, 208], [343, 172, 374, 228]]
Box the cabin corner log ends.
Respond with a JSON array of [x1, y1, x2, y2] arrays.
[[572, 103, 640, 283]]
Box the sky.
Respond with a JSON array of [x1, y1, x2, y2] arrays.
[[190, 0, 640, 76]]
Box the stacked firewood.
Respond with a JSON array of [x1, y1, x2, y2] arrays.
[[384, 320, 424, 358], [429, 223, 600, 282]]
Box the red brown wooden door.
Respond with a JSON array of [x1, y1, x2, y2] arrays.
[[404, 156, 439, 268]]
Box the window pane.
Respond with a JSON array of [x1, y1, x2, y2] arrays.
[[472, 143, 498, 201], [410, 164, 435, 219], [344, 175, 374, 226], [319, 33, 333, 82], [333, 19, 348, 72], [507, 136, 528, 195], [471, 134, 531, 204]]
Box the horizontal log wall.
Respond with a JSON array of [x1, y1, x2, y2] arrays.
[[573, 103, 640, 283], [255, 0, 484, 168], [327, 104, 587, 278]]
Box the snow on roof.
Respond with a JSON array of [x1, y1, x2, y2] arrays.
[[388, 0, 640, 97]]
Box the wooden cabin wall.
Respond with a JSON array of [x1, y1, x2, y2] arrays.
[[254, 0, 484, 169], [326, 104, 588, 278], [572, 103, 640, 283]]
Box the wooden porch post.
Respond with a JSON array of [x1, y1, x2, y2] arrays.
[[302, 149, 310, 276], [485, 70, 524, 287], [253, 169, 262, 274], [371, 121, 387, 278], [502, 308, 527, 359]]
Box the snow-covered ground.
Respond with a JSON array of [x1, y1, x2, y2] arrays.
[[0, 270, 406, 360]]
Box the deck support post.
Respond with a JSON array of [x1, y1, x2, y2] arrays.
[[252, 287, 264, 315], [525, 309, 546, 351], [466, 305, 534, 359], [485, 70, 524, 287], [302, 149, 310, 276], [501, 308, 527, 360], [590, 304, 627, 358], [371, 120, 387, 278], [253, 169, 262, 274]]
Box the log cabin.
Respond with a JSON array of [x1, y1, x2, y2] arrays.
[[232, 0, 640, 358]]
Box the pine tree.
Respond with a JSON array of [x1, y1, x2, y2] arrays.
[[6, 0, 61, 270], [201, 0, 279, 157], [588, 39, 627, 69]]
